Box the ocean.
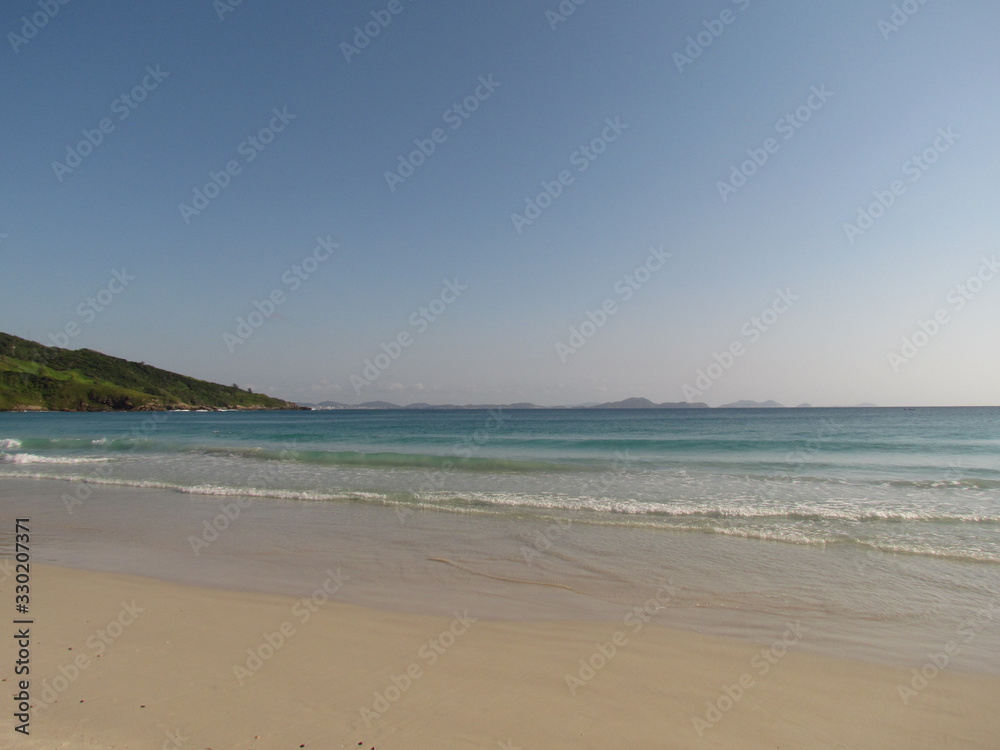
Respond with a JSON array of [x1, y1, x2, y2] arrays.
[[2, 407, 999, 672]]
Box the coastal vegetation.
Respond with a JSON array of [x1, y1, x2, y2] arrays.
[[0, 332, 300, 411]]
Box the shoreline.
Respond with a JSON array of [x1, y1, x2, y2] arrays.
[[3, 471, 1000, 746], [4, 563, 1000, 748], [3, 475, 1000, 678]]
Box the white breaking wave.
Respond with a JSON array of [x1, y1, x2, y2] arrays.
[[414, 490, 1000, 524], [0, 439, 23, 449], [0, 453, 111, 465], [0, 469, 392, 502], [1, 470, 998, 563]]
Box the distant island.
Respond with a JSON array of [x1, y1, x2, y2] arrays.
[[0, 332, 301, 412], [301, 397, 881, 410], [300, 396, 710, 410], [588, 397, 710, 409], [0, 332, 881, 412]]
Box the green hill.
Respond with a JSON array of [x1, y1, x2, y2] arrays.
[[0, 332, 302, 412]]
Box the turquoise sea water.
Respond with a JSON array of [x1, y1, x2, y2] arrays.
[[2, 407, 999, 562], [2, 406, 999, 672]]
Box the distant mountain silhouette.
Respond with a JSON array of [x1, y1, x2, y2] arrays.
[[298, 397, 881, 410], [587, 397, 709, 409]]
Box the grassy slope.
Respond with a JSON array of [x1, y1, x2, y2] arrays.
[[0, 332, 300, 411]]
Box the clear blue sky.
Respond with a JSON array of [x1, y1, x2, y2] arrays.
[[2, 0, 998, 406]]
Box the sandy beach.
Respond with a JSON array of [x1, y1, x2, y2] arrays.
[[6, 0, 1000, 743], [4, 562, 999, 749]]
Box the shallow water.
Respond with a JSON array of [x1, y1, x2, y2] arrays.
[[2, 407, 999, 561], [1, 408, 998, 674]]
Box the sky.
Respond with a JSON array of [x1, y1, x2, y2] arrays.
[[2, 0, 998, 407]]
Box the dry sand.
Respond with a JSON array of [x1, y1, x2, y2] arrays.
[[3, 564, 999, 749]]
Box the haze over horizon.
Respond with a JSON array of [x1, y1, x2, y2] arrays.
[[3, 0, 998, 408]]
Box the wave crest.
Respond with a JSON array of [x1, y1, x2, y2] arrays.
[[0, 453, 112, 465]]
